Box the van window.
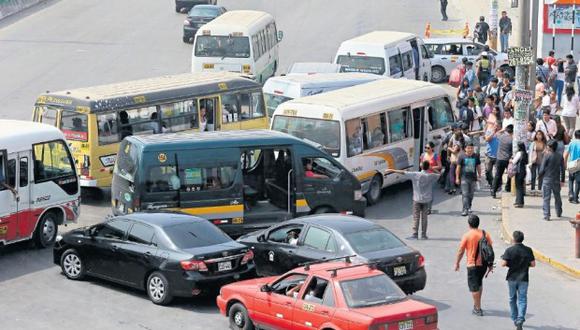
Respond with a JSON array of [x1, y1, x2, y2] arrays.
[[428, 98, 454, 130], [146, 165, 180, 192], [252, 35, 260, 60], [345, 119, 363, 157], [337, 56, 386, 75], [401, 51, 413, 71], [19, 157, 28, 188], [114, 140, 139, 183], [363, 114, 385, 150], [33, 140, 76, 182], [221, 93, 240, 123], [388, 55, 403, 76], [272, 116, 340, 157], [302, 157, 341, 179], [160, 100, 198, 132], [97, 112, 120, 145], [6, 159, 16, 188], [421, 45, 431, 59], [251, 91, 265, 118], [61, 111, 89, 142], [388, 109, 411, 142], [179, 165, 236, 192]]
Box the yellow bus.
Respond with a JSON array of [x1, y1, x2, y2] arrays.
[[32, 72, 268, 188]]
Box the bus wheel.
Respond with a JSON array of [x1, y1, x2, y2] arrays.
[[366, 175, 382, 205], [34, 212, 58, 248]]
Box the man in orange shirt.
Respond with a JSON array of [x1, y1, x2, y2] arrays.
[[454, 214, 493, 316]]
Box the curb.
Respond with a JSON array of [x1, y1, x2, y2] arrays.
[[500, 194, 580, 279]]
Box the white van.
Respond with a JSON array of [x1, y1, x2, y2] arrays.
[[286, 62, 342, 75], [263, 73, 384, 118], [334, 31, 432, 81], [191, 10, 283, 83]]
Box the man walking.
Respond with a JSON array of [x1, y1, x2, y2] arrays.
[[564, 130, 580, 204], [493, 124, 513, 198], [499, 11, 512, 53], [484, 121, 501, 188], [539, 140, 564, 221], [455, 214, 493, 316], [439, 0, 448, 21], [501, 231, 535, 330], [386, 161, 439, 240], [456, 142, 481, 216], [474, 16, 490, 45]]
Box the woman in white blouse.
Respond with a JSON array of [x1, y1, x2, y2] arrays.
[[561, 85, 580, 137]]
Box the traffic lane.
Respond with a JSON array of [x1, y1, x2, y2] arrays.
[[366, 185, 580, 329], [0, 0, 191, 119]]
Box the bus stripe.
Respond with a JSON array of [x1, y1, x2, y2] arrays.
[[176, 204, 244, 215]]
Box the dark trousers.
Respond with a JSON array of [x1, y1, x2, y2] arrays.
[[542, 180, 562, 218], [530, 163, 543, 191], [446, 163, 457, 191], [493, 160, 510, 194], [440, 1, 448, 20], [569, 172, 580, 202], [515, 172, 525, 205], [485, 157, 496, 186]]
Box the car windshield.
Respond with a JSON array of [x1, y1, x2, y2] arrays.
[[345, 228, 405, 254], [337, 55, 385, 75], [189, 7, 219, 17], [271, 115, 341, 157], [264, 93, 292, 118], [340, 274, 406, 308], [163, 222, 232, 249], [195, 35, 250, 58]]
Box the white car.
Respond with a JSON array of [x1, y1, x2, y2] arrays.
[[424, 38, 512, 83]]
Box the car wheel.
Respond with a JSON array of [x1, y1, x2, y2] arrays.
[[229, 303, 255, 330], [366, 175, 382, 205], [34, 212, 58, 248], [147, 272, 173, 305], [183, 36, 189, 43], [431, 66, 446, 83], [60, 249, 86, 280]]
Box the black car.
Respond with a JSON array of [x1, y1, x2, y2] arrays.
[[175, 0, 216, 13], [182, 5, 226, 43], [237, 214, 426, 294], [53, 213, 255, 305]]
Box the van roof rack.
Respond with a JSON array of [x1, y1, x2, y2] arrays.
[[301, 255, 356, 271], [327, 262, 378, 277]]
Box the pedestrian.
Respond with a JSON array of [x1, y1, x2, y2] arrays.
[[484, 121, 501, 188], [544, 50, 556, 71], [561, 85, 580, 137], [564, 54, 578, 87], [476, 52, 492, 87], [386, 161, 439, 240], [420, 141, 442, 213], [529, 130, 547, 192], [459, 97, 477, 130], [445, 128, 467, 194], [511, 142, 528, 207], [535, 58, 549, 85], [454, 214, 494, 317], [526, 120, 536, 146], [554, 116, 568, 182], [457, 79, 470, 105], [535, 76, 545, 98], [502, 109, 515, 129], [535, 109, 557, 140], [499, 11, 512, 53], [564, 130, 580, 203], [456, 142, 481, 216], [501, 230, 536, 330], [539, 140, 564, 221], [439, 0, 448, 21], [482, 95, 495, 120], [493, 124, 513, 198], [474, 16, 490, 45], [554, 60, 566, 106], [464, 62, 478, 89]]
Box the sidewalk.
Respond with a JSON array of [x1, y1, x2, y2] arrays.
[[500, 186, 580, 278]]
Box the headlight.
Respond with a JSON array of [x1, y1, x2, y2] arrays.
[[354, 189, 363, 200]]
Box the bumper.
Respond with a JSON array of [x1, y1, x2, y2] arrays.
[[79, 177, 98, 187], [352, 197, 367, 217], [183, 26, 198, 40], [168, 264, 257, 297], [216, 295, 227, 315], [393, 267, 427, 294]]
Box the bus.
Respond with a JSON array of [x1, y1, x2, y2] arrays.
[[191, 10, 283, 84], [262, 72, 384, 118], [0, 120, 80, 248], [271, 79, 455, 205], [32, 72, 268, 188], [334, 31, 432, 82], [111, 130, 365, 237]]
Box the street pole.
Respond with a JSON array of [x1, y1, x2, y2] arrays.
[[490, 0, 499, 50], [529, 0, 540, 93]]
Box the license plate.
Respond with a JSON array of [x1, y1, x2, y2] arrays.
[[398, 320, 413, 330], [218, 261, 232, 272], [393, 265, 407, 277]]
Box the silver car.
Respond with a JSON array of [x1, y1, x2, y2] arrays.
[[424, 38, 512, 83]]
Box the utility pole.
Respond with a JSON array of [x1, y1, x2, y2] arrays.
[[489, 0, 499, 50], [528, 0, 540, 93]]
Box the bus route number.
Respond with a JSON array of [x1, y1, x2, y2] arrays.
[[283, 109, 297, 116]]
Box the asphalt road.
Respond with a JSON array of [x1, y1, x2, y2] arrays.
[[1, 1, 579, 330]]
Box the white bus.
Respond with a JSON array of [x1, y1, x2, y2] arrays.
[[0, 120, 80, 248], [334, 31, 432, 82], [263, 72, 384, 118], [271, 79, 455, 204], [191, 10, 283, 84]]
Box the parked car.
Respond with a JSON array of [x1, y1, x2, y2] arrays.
[[53, 213, 255, 305], [183, 5, 226, 43], [175, 0, 216, 13], [237, 214, 427, 294], [424, 37, 512, 83], [217, 259, 438, 330]]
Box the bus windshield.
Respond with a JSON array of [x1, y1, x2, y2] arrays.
[[35, 105, 59, 127], [272, 115, 340, 157], [264, 93, 291, 118], [337, 55, 385, 75], [195, 35, 251, 58], [61, 111, 89, 142]]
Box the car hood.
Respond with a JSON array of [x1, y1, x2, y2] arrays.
[[353, 298, 437, 322]]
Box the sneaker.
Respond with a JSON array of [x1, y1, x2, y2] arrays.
[[516, 322, 523, 330], [407, 234, 418, 240], [461, 210, 468, 216], [468, 209, 473, 214], [543, 217, 550, 221], [472, 308, 483, 316]]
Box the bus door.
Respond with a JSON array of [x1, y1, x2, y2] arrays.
[[386, 47, 403, 78], [0, 151, 18, 242], [198, 97, 220, 131], [412, 104, 428, 171], [397, 42, 415, 80], [426, 97, 455, 156]]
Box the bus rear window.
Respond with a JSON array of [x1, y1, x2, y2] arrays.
[[35, 106, 58, 127], [194, 36, 251, 58], [337, 55, 385, 75], [114, 140, 139, 183], [61, 111, 88, 142]]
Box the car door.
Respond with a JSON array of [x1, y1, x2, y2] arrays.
[[256, 223, 305, 275], [87, 219, 131, 279], [254, 273, 308, 329], [463, 42, 485, 64], [0, 152, 18, 243], [292, 276, 336, 330], [418, 42, 432, 81], [116, 222, 158, 286], [292, 226, 339, 265]]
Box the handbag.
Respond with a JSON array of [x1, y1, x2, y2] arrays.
[[449, 67, 462, 88], [507, 159, 520, 178], [568, 159, 580, 174]]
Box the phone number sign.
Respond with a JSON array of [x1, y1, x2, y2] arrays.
[[508, 47, 534, 66]]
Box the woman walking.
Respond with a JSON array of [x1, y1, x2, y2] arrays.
[[554, 61, 566, 106], [512, 142, 529, 207], [529, 130, 547, 192], [561, 85, 579, 137]]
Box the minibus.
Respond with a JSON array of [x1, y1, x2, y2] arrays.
[[271, 79, 455, 204], [0, 120, 80, 248], [262, 72, 384, 118], [191, 10, 283, 83], [111, 130, 365, 236], [334, 31, 432, 81]]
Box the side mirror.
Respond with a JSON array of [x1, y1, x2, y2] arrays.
[[257, 234, 266, 242], [260, 284, 272, 293], [277, 31, 284, 42]]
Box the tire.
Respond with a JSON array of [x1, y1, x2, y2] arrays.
[[147, 272, 173, 305], [34, 212, 58, 248], [313, 206, 333, 214], [431, 66, 446, 83], [229, 303, 255, 330], [183, 35, 190, 43], [60, 249, 86, 280], [366, 175, 382, 205]]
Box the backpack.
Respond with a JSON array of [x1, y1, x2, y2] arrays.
[[476, 230, 495, 268], [460, 106, 475, 124]]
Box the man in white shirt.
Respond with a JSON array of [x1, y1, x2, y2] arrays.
[[502, 110, 515, 129], [535, 109, 557, 139]]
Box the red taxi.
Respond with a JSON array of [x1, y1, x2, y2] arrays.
[[217, 258, 438, 330]]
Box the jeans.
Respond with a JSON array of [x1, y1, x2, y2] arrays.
[[515, 172, 525, 205], [461, 179, 476, 211], [493, 159, 510, 194], [542, 180, 563, 218], [557, 141, 566, 182], [555, 80, 565, 106], [569, 171, 580, 202], [412, 202, 429, 236], [440, 1, 448, 20], [446, 163, 457, 192], [508, 281, 529, 325], [500, 33, 509, 53], [485, 156, 496, 186], [530, 163, 543, 191]]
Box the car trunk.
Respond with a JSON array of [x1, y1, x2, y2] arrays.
[[183, 242, 249, 275], [361, 246, 421, 279], [354, 299, 437, 328]]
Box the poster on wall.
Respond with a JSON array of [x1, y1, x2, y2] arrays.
[[543, 3, 580, 33]]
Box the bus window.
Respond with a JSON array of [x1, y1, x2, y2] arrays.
[[19, 157, 28, 187], [97, 112, 120, 145], [345, 119, 363, 157], [363, 114, 385, 150], [33, 140, 75, 182], [146, 165, 180, 192], [252, 35, 260, 60], [124, 107, 159, 135], [114, 140, 139, 183], [428, 98, 454, 129], [388, 55, 402, 76], [35, 106, 58, 127], [272, 116, 340, 157], [387, 109, 411, 143], [200, 98, 217, 131], [221, 93, 240, 123], [401, 51, 413, 71], [179, 165, 236, 192], [240, 93, 251, 120], [194, 35, 251, 58], [61, 111, 88, 142], [160, 100, 198, 132]]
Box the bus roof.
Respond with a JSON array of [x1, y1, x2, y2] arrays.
[[0, 120, 65, 151], [339, 31, 418, 47], [35, 72, 258, 113], [197, 10, 273, 35], [263, 73, 384, 94]]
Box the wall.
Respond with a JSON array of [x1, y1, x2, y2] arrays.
[[537, 3, 580, 58]]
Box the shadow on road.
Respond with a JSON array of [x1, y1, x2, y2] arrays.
[[81, 187, 111, 206], [0, 241, 54, 283], [411, 295, 452, 312]]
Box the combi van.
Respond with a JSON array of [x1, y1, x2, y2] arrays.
[[111, 130, 365, 236], [334, 31, 432, 81]]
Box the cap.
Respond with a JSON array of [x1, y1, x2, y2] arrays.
[[481, 51, 488, 56]]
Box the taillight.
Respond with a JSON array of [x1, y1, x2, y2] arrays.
[[180, 260, 208, 272], [241, 250, 254, 265], [425, 313, 438, 324], [133, 196, 140, 212], [81, 155, 90, 177], [418, 255, 425, 268]]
